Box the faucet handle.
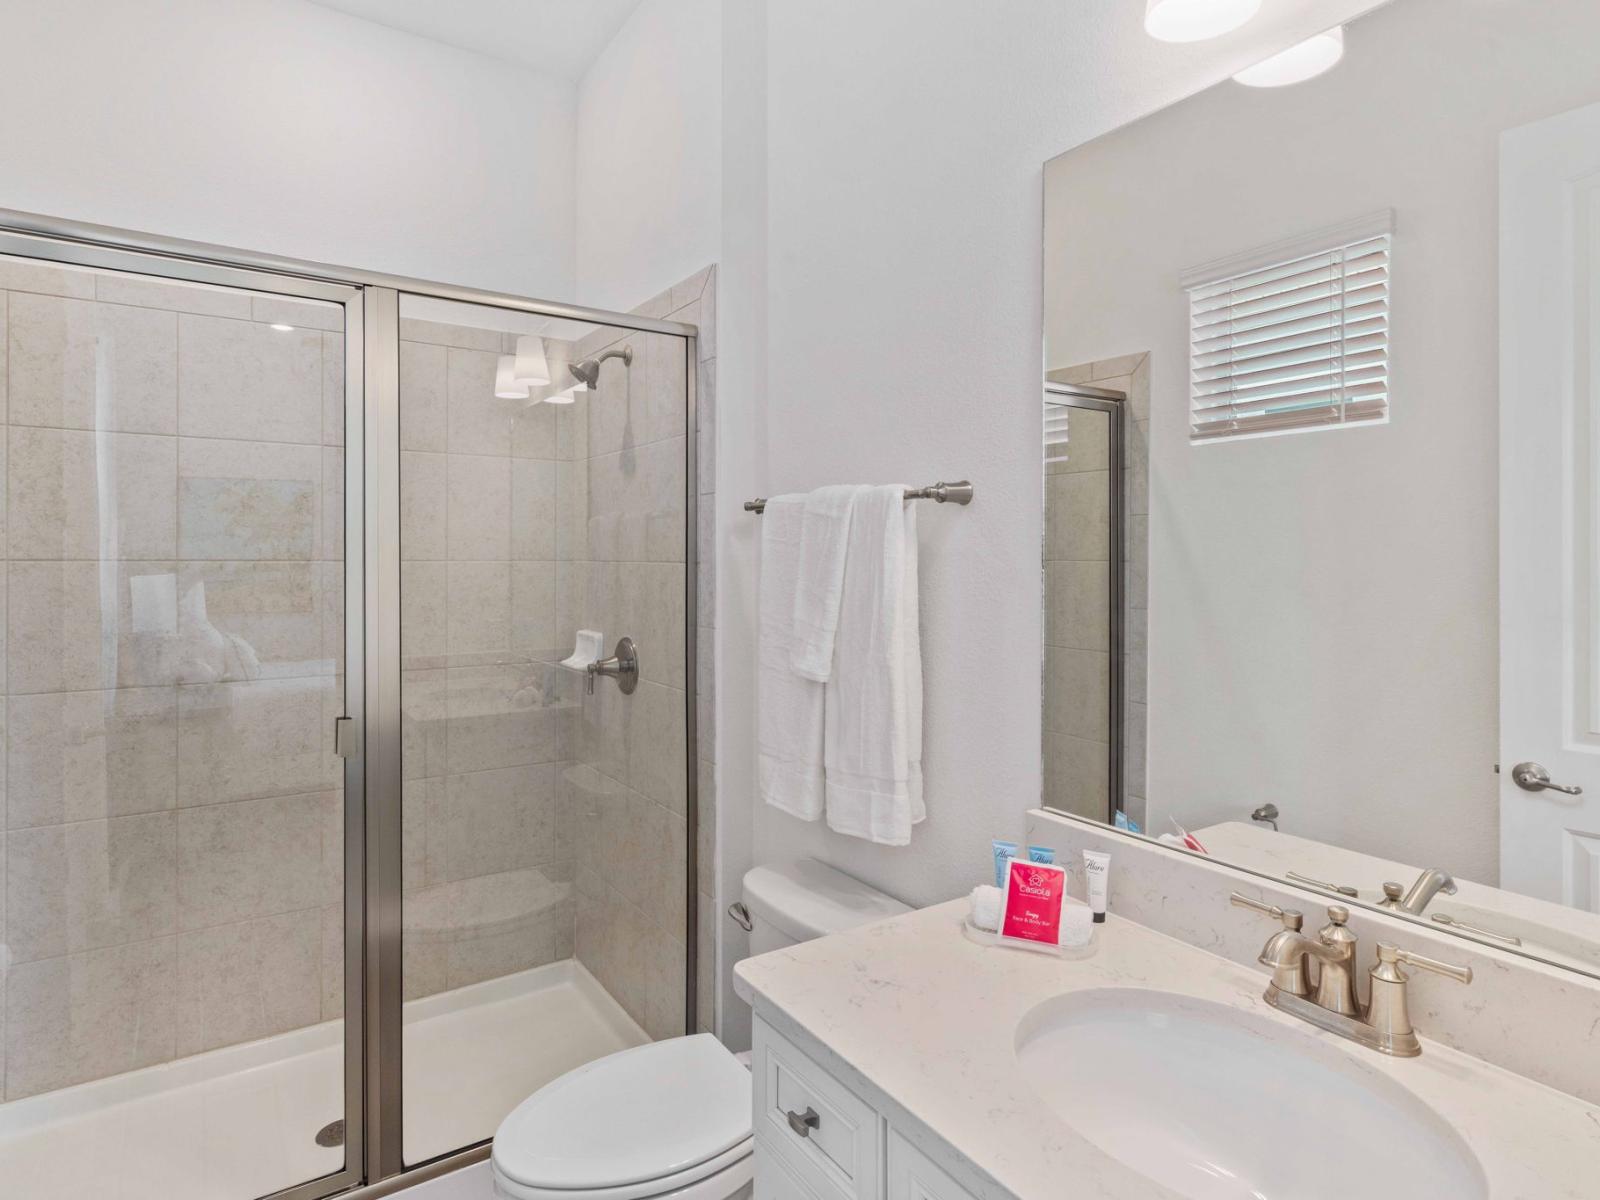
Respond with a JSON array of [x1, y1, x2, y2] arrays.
[[1374, 942, 1472, 985], [1365, 943, 1472, 1056], [1230, 892, 1303, 932]]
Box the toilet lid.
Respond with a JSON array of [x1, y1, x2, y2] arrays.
[[493, 1035, 752, 1192]]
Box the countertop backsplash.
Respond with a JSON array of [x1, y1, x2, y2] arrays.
[[1026, 809, 1600, 1106]]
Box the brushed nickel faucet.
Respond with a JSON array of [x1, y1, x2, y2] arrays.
[[1376, 868, 1458, 915], [1231, 893, 1471, 1057]]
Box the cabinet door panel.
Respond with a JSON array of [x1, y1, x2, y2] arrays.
[[888, 1131, 978, 1200]]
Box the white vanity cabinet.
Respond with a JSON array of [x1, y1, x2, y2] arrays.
[[752, 1017, 984, 1200]]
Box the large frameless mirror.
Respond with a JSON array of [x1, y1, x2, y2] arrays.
[[1041, 0, 1600, 980]]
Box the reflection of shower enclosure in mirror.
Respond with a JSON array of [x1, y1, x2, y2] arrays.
[[1042, 383, 1125, 824], [0, 213, 699, 1200]]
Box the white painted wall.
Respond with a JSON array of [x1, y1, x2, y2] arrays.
[[575, 0, 722, 311], [1043, 0, 1600, 885], [0, 0, 1407, 1048], [0, 0, 576, 297], [724, 0, 1388, 922]]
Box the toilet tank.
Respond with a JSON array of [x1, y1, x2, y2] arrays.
[[742, 859, 910, 957]]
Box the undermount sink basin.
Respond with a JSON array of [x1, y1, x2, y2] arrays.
[[1014, 988, 1486, 1200]]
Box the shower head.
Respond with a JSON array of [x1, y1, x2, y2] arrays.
[[569, 344, 634, 390], [568, 358, 601, 390]]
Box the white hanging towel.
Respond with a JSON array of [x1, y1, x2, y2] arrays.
[[824, 485, 925, 844], [758, 495, 826, 819], [790, 485, 864, 682]]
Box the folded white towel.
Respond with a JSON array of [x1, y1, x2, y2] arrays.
[[903, 498, 925, 823], [969, 885, 1002, 931], [1059, 904, 1095, 948], [824, 485, 925, 845], [790, 484, 863, 682], [758, 495, 826, 820]]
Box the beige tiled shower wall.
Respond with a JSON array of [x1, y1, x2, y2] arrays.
[[1044, 354, 1149, 829], [398, 316, 578, 1003], [0, 257, 347, 1101], [562, 267, 715, 1042]]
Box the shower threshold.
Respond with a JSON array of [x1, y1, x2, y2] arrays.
[[0, 960, 646, 1200]]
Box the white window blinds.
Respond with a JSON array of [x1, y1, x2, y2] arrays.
[[1044, 401, 1070, 465], [1184, 214, 1392, 443]]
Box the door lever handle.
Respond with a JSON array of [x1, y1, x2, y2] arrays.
[[1510, 761, 1583, 795]]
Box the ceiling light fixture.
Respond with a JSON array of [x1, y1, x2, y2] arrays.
[[544, 385, 580, 406], [494, 354, 531, 400], [270, 323, 294, 332], [1232, 25, 1345, 87], [1144, 0, 1260, 43], [513, 335, 551, 385]]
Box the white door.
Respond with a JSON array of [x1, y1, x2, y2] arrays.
[[1500, 100, 1600, 910]]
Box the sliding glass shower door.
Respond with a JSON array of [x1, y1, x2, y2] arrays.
[[392, 294, 695, 1167], [0, 236, 365, 1200]]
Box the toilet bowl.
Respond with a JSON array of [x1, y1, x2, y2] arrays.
[[491, 860, 909, 1200], [491, 1035, 753, 1200]]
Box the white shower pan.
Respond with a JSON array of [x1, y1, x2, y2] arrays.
[[0, 960, 646, 1200]]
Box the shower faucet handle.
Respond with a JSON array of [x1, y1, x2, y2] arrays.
[[586, 637, 639, 696]]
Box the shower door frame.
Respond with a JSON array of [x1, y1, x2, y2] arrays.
[[1042, 382, 1126, 824], [0, 217, 371, 1200], [0, 209, 702, 1200]]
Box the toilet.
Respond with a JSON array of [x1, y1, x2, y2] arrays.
[[490, 859, 910, 1200]]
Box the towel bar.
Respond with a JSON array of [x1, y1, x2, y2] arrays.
[[743, 481, 973, 514]]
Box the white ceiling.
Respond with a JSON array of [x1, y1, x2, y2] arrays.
[[307, 0, 646, 81]]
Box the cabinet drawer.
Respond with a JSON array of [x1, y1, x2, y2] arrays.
[[753, 1017, 883, 1200]]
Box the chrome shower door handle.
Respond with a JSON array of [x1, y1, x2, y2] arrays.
[[1510, 761, 1583, 795], [785, 1107, 820, 1138]]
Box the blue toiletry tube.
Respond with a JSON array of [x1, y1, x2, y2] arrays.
[[992, 839, 1019, 887], [1026, 845, 1056, 864]]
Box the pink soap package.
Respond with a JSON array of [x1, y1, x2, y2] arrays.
[[994, 858, 1095, 956]]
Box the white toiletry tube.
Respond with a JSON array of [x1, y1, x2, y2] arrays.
[[1083, 849, 1110, 924]]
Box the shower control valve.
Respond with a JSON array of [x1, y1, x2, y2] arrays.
[[586, 637, 639, 696]]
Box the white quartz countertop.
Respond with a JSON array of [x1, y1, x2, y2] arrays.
[[734, 900, 1600, 1200]]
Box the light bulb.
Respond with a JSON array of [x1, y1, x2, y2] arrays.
[[513, 335, 551, 385], [1144, 0, 1260, 43], [1233, 26, 1345, 87], [494, 355, 530, 400]]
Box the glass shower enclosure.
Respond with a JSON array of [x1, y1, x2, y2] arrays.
[[0, 213, 699, 1200]]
